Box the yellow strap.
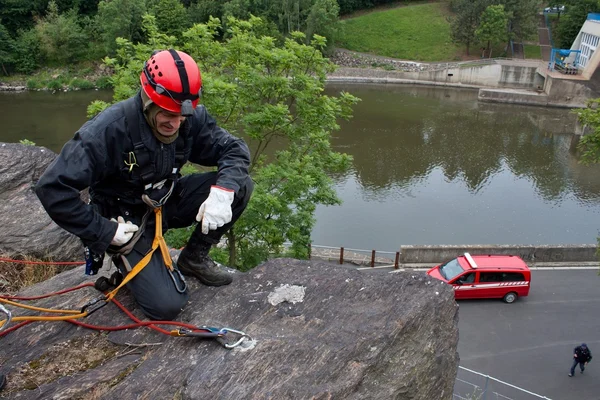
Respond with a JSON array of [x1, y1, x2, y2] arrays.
[[106, 207, 172, 301], [0, 297, 81, 314], [0, 207, 172, 328]]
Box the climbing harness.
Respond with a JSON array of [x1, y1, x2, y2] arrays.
[[0, 206, 251, 349]]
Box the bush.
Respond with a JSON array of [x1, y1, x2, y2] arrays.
[[70, 78, 95, 89], [26, 79, 42, 89], [47, 79, 63, 91], [94, 76, 113, 89]]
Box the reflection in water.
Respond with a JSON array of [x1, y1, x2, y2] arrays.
[[0, 86, 599, 249], [316, 83, 600, 249]]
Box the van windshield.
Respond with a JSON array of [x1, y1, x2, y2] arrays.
[[439, 258, 465, 281]]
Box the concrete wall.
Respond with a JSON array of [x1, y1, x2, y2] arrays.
[[332, 63, 540, 89], [400, 244, 598, 264], [545, 75, 598, 107]]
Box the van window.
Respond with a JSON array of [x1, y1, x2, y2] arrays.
[[501, 272, 525, 281], [479, 272, 525, 282], [458, 272, 476, 283]]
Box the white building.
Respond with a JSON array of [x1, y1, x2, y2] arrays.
[[568, 13, 600, 76]]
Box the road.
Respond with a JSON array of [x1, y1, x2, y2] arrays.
[[456, 269, 600, 400]]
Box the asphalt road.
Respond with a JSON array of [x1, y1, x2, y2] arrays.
[[456, 269, 600, 400]]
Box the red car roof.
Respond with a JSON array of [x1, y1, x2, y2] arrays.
[[458, 254, 529, 271]]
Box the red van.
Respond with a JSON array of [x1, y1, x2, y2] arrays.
[[427, 253, 531, 303]]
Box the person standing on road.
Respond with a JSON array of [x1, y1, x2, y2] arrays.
[[569, 343, 592, 377]]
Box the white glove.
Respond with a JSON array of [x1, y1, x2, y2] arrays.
[[110, 216, 139, 246], [196, 186, 235, 234]]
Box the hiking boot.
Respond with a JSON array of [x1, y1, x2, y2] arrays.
[[177, 240, 232, 287]]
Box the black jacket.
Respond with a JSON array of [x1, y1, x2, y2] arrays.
[[574, 346, 592, 362], [35, 93, 250, 255]]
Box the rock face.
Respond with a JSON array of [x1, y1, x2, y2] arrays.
[[0, 258, 459, 399], [0, 142, 82, 261]]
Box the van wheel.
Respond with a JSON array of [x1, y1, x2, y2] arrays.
[[503, 292, 518, 303]]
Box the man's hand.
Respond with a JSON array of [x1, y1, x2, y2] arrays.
[[110, 216, 139, 246], [196, 186, 235, 234]]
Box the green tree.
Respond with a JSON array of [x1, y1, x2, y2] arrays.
[[12, 28, 41, 73], [149, 0, 190, 38], [476, 5, 508, 58], [188, 0, 223, 24], [96, 0, 146, 54], [576, 99, 600, 165], [92, 15, 359, 269], [0, 23, 15, 75], [450, 0, 492, 55], [34, 1, 89, 64], [499, 0, 540, 42], [305, 0, 339, 54]]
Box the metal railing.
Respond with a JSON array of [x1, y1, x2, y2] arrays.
[[454, 366, 552, 400]]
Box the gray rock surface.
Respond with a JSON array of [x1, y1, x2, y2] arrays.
[[0, 142, 83, 261], [0, 258, 459, 399]]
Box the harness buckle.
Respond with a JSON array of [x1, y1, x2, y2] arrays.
[[0, 304, 12, 333]]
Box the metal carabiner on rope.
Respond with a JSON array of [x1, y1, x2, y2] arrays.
[[0, 304, 12, 333], [217, 328, 253, 349]]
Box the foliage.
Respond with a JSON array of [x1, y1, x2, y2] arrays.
[[34, 1, 90, 65], [499, 0, 541, 42], [96, 0, 147, 55], [476, 5, 508, 58], [12, 28, 41, 74], [576, 99, 600, 165], [70, 78, 95, 89], [450, 0, 492, 56], [337, 0, 432, 15], [188, 0, 223, 24], [0, 23, 15, 75], [337, 3, 460, 61], [305, 0, 340, 54], [100, 16, 359, 268], [149, 0, 190, 39], [19, 139, 36, 146]]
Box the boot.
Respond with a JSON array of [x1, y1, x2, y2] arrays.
[[177, 238, 233, 286]]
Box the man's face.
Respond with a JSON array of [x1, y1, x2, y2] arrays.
[[155, 109, 186, 136]]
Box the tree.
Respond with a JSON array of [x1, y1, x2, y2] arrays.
[[0, 23, 15, 75], [305, 0, 340, 54], [96, 0, 146, 54], [499, 0, 540, 42], [476, 5, 508, 58], [34, 1, 89, 64], [149, 0, 190, 39], [91, 15, 359, 269], [450, 0, 492, 55]]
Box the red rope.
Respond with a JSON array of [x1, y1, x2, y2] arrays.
[[1, 283, 213, 337], [0, 257, 84, 266]]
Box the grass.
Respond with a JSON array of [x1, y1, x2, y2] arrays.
[[524, 44, 542, 59], [335, 2, 461, 62], [3, 63, 112, 91]]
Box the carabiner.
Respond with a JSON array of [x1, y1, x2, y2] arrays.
[[218, 328, 253, 349], [0, 304, 12, 333]]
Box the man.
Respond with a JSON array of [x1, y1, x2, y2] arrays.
[[569, 343, 592, 377], [35, 49, 253, 321]]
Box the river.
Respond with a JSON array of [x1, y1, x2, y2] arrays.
[[1, 85, 599, 251]]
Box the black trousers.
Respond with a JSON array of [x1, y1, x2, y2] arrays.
[[111, 172, 253, 320]]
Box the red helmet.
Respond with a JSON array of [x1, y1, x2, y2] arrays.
[[140, 49, 202, 116]]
